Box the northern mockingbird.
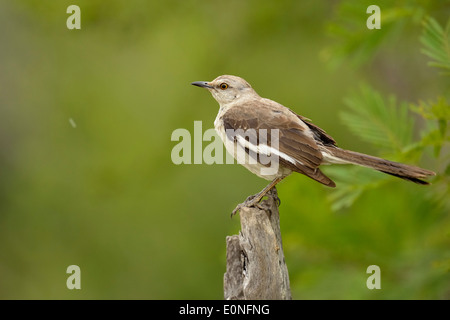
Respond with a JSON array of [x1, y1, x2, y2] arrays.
[[192, 75, 435, 215]]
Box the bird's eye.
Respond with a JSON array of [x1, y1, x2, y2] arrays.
[[219, 83, 228, 90]]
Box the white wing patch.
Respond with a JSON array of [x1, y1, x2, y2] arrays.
[[235, 135, 302, 166]]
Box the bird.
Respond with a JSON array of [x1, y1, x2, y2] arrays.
[[191, 75, 435, 215]]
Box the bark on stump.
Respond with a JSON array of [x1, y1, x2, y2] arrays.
[[224, 187, 291, 300]]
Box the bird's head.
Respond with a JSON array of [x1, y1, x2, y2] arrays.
[[191, 75, 257, 105]]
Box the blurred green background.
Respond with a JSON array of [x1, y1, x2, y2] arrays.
[[0, 0, 448, 299]]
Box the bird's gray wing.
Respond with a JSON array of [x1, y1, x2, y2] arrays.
[[221, 101, 336, 187]]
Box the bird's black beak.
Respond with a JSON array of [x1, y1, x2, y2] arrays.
[[191, 81, 213, 89]]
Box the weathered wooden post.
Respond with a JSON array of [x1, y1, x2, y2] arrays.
[[224, 187, 291, 300]]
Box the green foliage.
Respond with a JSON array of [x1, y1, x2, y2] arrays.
[[322, 0, 448, 69], [411, 96, 450, 211], [284, 4, 449, 299], [411, 97, 450, 157], [326, 16, 450, 211], [326, 166, 389, 211], [324, 84, 416, 211], [326, 84, 415, 211], [420, 16, 450, 74], [340, 85, 414, 154], [322, 0, 423, 68]]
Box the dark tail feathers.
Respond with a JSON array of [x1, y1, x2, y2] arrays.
[[325, 147, 435, 185]]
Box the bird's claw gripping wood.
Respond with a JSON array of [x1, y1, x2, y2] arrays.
[[230, 187, 281, 217], [231, 194, 264, 217]]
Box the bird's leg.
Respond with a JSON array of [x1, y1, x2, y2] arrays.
[[231, 177, 284, 217], [268, 186, 281, 207]]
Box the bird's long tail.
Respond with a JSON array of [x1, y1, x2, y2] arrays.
[[323, 147, 436, 185]]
